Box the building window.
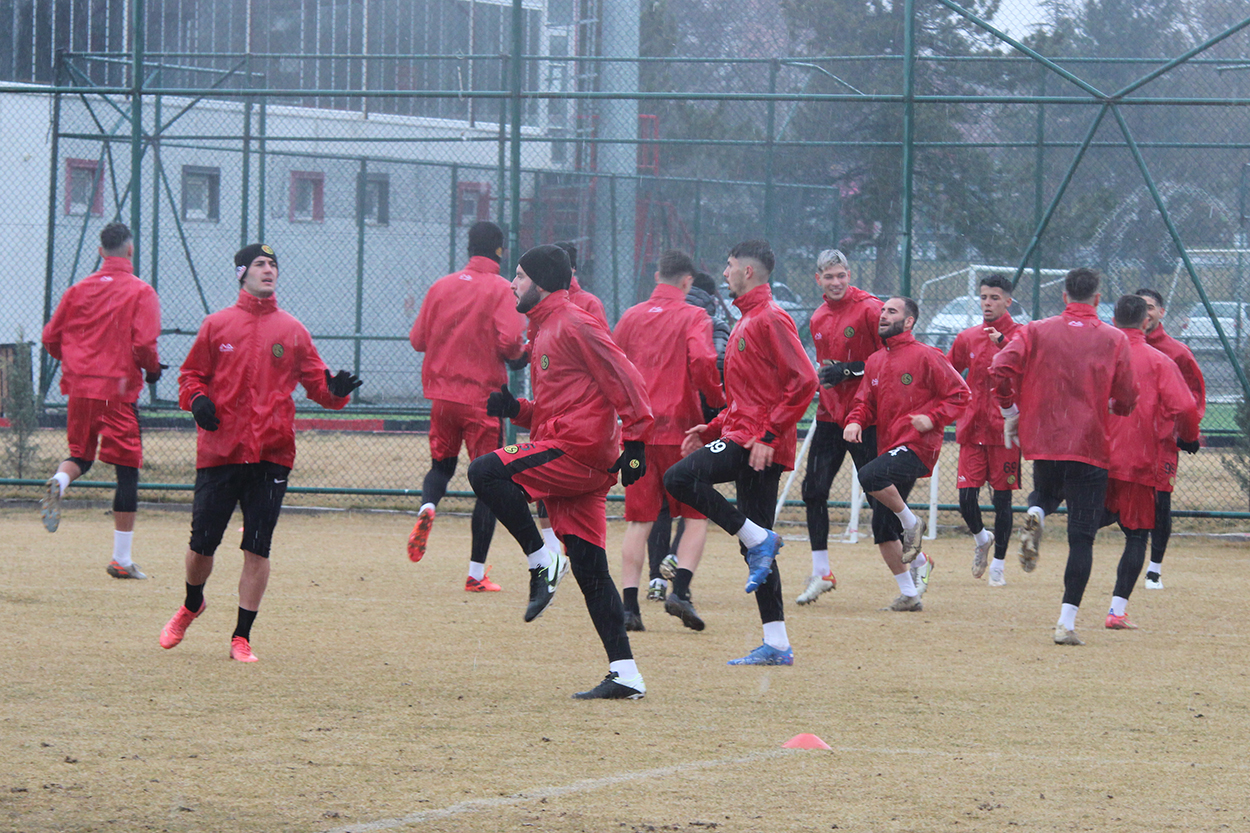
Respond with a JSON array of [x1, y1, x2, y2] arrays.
[[65, 159, 104, 216], [358, 172, 389, 226], [457, 182, 491, 226], [181, 166, 220, 222], [289, 171, 325, 222]]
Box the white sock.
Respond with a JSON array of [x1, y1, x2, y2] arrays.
[[1058, 603, 1078, 631], [1028, 505, 1045, 524], [811, 549, 830, 577], [608, 658, 643, 686], [895, 570, 918, 597], [526, 545, 555, 571], [1147, 561, 1162, 576], [989, 557, 1006, 575], [419, 501, 435, 515], [540, 526, 563, 554], [53, 471, 71, 496], [895, 506, 918, 527], [912, 552, 928, 570], [737, 519, 768, 548], [974, 528, 993, 546], [1110, 596, 1128, 617], [468, 561, 485, 581], [762, 620, 790, 651], [112, 530, 134, 568]]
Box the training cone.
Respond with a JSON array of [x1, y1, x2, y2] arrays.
[[783, 733, 831, 750]]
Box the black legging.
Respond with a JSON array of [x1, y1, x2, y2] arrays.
[[1150, 490, 1172, 566], [1112, 527, 1151, 600], [1029, 460, 1109, 608], [423, 455, 498, 564], [801, 422, 878, 550], [663, 439, 785, 625], [467, 453, 631, 663], [958, 486, 1014, 559]]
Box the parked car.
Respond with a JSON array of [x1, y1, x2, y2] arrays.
[[919, 295, 1032, 351], [1180, 301, 1250, 351]]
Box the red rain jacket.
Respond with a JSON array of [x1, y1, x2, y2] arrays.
[[613, 283, 725, 445], [702, 284, 819, 471], [846, 330, 970, 473], [1107, 327, 1199, 487], [179, 290, 349, 468], [568, 275, 609, 328], [990, 303, 1137, 469], [513, 291, 653, 472], [810, 286, 885, 426], [947, 312, 1023, 448], [1146, 323, 1207, 491], [42, 256, 162, 402], [410, 256, 525, 406]]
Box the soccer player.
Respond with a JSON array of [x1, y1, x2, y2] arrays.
[[407, 221, 526, 591], [1137, 288, 1206, 589], [664, 240, 819, 666], [799, 248, 884, 605], [466, 244, 654, 699], [39, 222, 163, 580], [843, 297, 970, 611], [990, 267, 1136, 646], [158, 244, 362, 663], [1099, 295, 1199, 630], [613, 249, 725, 632], [947, 273, 1024, 586]]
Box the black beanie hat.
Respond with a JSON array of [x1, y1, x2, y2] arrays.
[[467, 221, 504, 262], [518, 244, 572, 293], [235, 243, 277, 281]]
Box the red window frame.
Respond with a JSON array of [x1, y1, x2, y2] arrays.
[[289, 171, 325, 222]]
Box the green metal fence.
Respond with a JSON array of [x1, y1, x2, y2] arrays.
[[2, 0, 1249, 523]]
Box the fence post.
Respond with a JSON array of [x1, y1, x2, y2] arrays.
[[129, 0, 145, 269], [510, 1, 524, 266], [257, 98, 267, 243], [448, 164, 459, 274], [41, 60, 64, 406], [899, 0, 916, 297], [353, 158, 368, 403], [763, 60, 777, 245]]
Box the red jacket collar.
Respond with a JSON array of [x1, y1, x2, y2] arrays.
[[526, 289, 571, 325], [823, 284, 872, 312], [236, 288, 279, 315], [733, 283, 773, 314], [884, 329, 917, 349], [1118, 326, 1146, 344], [989, 311, 1015, 331], [649, 283, 687, 303], [1146, 322, 1171, 345], [1063, 302, 1100, 321], [466, 255, 501, 275], [99, 256, 134, 275]]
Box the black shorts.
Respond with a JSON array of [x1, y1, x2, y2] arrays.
[[189, 462, 291, 558], [858, 446, 930, 545]]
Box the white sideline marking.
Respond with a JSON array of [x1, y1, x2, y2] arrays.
[[318, 748, 791, 833]]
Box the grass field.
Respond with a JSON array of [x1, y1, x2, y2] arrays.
[[2, 504, 1248, 833]]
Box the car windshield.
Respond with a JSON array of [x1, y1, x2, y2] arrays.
[[938, 297, 980, 317]]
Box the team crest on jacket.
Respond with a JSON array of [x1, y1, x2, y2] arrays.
[[272, 343, 284, 358], [1007, 474, 1017, 485], [901, 373, 913, 385], [504, 444, 519, 454], [540, 355, 550, 370], [844, 326, 855, 338], [737, 337, 746, 352]]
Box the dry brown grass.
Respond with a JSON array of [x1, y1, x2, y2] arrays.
[[1, 504, 1248, 833]]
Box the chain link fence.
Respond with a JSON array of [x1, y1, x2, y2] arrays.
[[1, 0, 1248, 530]]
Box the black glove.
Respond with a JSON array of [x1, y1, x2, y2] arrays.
[[1177, 437, 1201, 454], [610, 440, 647, 487], [326, 369, 363, 398], [818, 361, 866, 388], [506, 352, 530, 372], [145, 363, 169, 384], [486, 384, 520, 419], [190, 394, 219, 431]]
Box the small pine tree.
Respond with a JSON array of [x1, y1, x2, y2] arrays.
[[1221, 346, 1250, 512], [2, 335, 40, 480]]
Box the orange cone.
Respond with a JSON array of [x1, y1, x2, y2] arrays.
[[782, 733, 831, 750]]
